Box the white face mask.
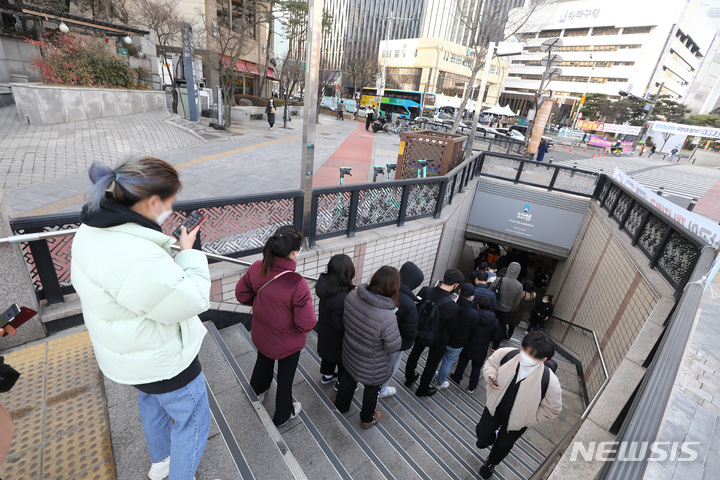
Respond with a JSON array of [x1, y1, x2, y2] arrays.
[[519, 350, 541, 367], [542, 298, 549, 303], [154, 204, 173, 225]]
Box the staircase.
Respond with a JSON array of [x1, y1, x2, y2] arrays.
[[106, 321, 584, 480]]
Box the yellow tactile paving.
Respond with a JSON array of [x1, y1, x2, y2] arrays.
[[0, 331, 115, 480]]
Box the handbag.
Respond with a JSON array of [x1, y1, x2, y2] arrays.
[[0, 357, 20, 393]]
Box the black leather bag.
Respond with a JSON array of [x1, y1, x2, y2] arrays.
[[0, 357, 20, 393]]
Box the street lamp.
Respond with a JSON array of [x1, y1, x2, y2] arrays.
[[123, 35, 133, 45], [571, 53, 595, 126], [58, 21, 69, 33]]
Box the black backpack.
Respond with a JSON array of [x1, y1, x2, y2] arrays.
[[416, 290, 453, 345], [500, 349, 555, 400]]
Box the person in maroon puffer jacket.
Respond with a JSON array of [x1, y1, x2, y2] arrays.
[[236, 225, 317, 426]]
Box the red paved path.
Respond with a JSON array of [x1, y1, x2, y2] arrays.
[[314, 122, 374, 187], [694, 179, 720, 221]]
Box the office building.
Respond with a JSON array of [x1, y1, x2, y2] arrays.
[[684, 0, 720, 114], [379, 37, 507, 103], [500, 0, 715, 122]]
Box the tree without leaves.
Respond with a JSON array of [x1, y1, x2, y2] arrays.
[[342, 40, 381, 117], [198, 1, 262, 128], [130, 0, 186, 114], [450, 0, 545, 134]]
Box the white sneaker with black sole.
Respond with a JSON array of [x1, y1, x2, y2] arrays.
[[321, 374, 336, 385], [277, 402, 302, 427], [148, 456, 170, 480]]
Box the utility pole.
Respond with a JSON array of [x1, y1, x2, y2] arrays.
[[525, 37, 563, 154], [300, 0, 323, 248], [631, 82, 665, 152]]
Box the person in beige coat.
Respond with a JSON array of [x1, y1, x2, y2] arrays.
[[476, 332, 562, 479]]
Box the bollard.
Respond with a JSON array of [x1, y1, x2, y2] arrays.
[[569, 146, 573, 153], [657, 187, 664, 197], [549, 157, 554, 164], [563, 144, 566, 150], [552, 143, 556, 150], [687, 198, 698, 212], [583, 145, 587, 153]]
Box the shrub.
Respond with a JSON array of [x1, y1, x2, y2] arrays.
[[28, 33, 142, 89]]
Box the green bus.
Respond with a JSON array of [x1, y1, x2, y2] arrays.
[[361, 88, 436, 119]]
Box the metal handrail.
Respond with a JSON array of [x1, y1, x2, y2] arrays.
[[0, 228, 320, 282], [528, 315, 610, 480]]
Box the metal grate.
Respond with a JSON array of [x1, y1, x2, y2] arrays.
[[552, 169, 598, 196], [163, 200, 295, 256], [623, 202, 647, 237], [603, 185, 620, 211], [17, 223, 80, 293], [638, 216, 669, 257], [519, 162, 555, 187], [612, 192, 632, 221], [657, 232, 700, 286], [356, 187, 403, 227], [315, 192, 352, 235], [406, 183, 440, 218], [480, 155, 522, 180]]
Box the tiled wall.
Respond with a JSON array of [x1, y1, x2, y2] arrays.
[[545, 203, 660, 397]]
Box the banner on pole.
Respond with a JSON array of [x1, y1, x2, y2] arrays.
[[577, 120, 641, 135], [528, 100, 553, 154]]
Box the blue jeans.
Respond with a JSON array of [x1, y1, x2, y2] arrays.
[[436, 346, 463, 385], [380, 350, 404, 394], [138, 371, 211, 480]]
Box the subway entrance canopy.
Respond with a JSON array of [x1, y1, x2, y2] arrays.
[[467, 179, 589, 258]]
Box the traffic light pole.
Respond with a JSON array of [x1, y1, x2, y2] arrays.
[[631, 82, 664, 152]]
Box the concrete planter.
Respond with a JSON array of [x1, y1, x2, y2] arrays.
[[229, 105, 304, 122], [10, 83, 168, 125]]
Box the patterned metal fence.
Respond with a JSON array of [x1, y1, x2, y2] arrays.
[[10, 154, 483, 304], [596, 179, 704, 292], [310, 153, 482, 243], [475, 152, 602, 198]]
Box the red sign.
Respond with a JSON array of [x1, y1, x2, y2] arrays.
[[577, 112, 583, 119]]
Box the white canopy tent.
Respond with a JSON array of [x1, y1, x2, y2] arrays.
[[501, 105, 517, 116], [483, 104, 505, 115]]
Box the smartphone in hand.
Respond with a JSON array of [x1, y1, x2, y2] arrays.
[[0, 304, 20, 328], [172, 211, 205, 239], [0, 305, 37, 336]]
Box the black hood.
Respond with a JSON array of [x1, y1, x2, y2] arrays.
[[80, 199, 161, 232], [477, 309, 497, 327], [315, 272, 353, 299], [400, 262, 424, 291]]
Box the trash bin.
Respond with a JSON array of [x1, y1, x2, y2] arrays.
[[395, 130, 468, 179]]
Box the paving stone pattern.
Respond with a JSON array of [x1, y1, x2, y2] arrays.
[[0, 105, 205, 190]]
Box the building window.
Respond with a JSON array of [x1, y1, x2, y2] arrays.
[[558, 46, 591, 52], [592, 27, 619, 36], [539, 29, 562, 38], [564, 28, 589, 37], [623, 26, 653, 35]]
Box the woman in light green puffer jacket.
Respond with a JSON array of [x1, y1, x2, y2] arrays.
[[71, 156, 211, 480]]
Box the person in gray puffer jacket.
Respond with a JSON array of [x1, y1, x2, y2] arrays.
[[490, 261, 523, 347], [333, 266, 402, 429]]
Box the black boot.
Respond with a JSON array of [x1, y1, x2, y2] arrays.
[[404, 371, 419, 387]]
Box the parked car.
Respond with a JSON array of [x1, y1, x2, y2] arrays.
[[356, 105, 368, 118], [495, 128, 525, 141], [476, 125, 502, 138]]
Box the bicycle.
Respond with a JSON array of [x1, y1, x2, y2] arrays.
[[383, 122, 401, 135]]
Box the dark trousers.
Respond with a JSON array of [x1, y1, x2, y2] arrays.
[[334, 371, 381, 423], [320, 358, 345, 379], [476, 407, 527, 466], [451, 353, 485, 390], [250, 349, 300, 426], [507, 324, 516, 339], [494, 311, 513, 348], [406, 341, 445, 392], [365, 117, 372, 130]]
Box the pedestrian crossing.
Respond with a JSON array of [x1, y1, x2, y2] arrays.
[[553, 157, 720, 201]]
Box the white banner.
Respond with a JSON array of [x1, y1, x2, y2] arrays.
[[612, 169, 720, 248], [650, 121, 720, 139], [613, 168, 720, 288]]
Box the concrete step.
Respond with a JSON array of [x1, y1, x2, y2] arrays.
[[199, 325, 299, 479], [224, 323, 433, 479]]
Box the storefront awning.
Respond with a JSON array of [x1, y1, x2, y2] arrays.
[[267, 67, 277, 80], [236, 60, 260, 76]]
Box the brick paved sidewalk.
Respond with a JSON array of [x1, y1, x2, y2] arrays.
[[0, 105, 207, 190]]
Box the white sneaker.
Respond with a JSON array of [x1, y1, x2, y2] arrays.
[[278, 402, 302, 427], [437, 381, 450, 390], [378, 386, 396, 398], [257, 389, 268, 403], [148, 456, 170, 480]]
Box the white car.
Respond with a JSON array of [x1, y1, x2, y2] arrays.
[[356, 106, 368, 118]]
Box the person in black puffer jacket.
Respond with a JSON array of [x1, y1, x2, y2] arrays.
[[315, 255, 356, 389], [334, 266, 402, 429], [379, 262, 424, 399], [451, 295, 503, 393]]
